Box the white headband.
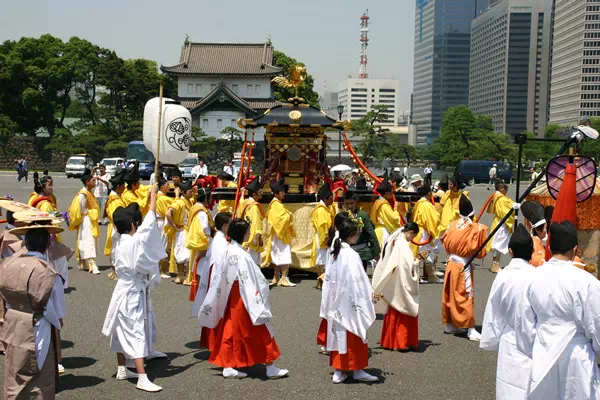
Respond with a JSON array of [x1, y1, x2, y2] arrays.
[[532, 219, 546, 228]]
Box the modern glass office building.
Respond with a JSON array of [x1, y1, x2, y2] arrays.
[[412, 0, 488, 145]]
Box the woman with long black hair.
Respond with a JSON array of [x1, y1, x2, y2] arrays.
[[320, 218, 377, 384], [200, 218, 289, 380]]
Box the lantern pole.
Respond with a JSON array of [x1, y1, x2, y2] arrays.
[[154, 83, 164, 178]]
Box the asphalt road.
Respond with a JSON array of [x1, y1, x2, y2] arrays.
[[0, 173, 529, 399]]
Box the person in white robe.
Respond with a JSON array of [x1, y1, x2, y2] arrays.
[[480, 224, 536, 400], [198, 218, 289, 379], [316, 212, 350, 354], [321, 218, 377, 384], [102, 185, 167, 393], [515, 220, 600, 400], [372, 222, 421, 350], [190, 212, 232, 321]]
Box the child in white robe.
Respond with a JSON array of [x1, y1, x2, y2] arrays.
[[199, 218, 289, 379], [190, 211, 232, 351], [102, 184, 167, 392], [321, 218, 377, 384]]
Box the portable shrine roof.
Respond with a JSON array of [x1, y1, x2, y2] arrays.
[[161, 41, 283, 76], [245, 103, 342, 128]]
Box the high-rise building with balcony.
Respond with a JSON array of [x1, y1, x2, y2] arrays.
[[469, 0, 553, 136], [549, 0, 600, 125]]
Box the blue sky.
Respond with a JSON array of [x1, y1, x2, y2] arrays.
[[1, 0, 415, 108]]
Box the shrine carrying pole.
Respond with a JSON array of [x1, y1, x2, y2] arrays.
[[462, 131, 585, 272], [154, 83, 164, 177]]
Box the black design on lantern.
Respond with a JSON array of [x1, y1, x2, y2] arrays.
[[165, 117, 191, 151]]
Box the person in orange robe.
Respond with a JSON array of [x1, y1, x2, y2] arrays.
[[441, 194, 488, 342], [372, 222, 421, 351], [519, 201, 547, 267], [198, 218, 289, 379]]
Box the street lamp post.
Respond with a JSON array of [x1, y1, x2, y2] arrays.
[[337, 105, 344, 164]]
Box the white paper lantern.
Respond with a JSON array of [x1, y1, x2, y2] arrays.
[[143, 97, 192, 165]]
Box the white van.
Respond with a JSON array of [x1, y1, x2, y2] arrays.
[[100, 157, 125, 176], [65, 154, 94, 178]]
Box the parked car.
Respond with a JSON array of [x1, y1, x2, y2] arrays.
[[455, 160, 513, 186], [65, 154, 94, 178], [99, 157, 125, 176], [127, 141, 155, 180], [179, 153, 200, 179]]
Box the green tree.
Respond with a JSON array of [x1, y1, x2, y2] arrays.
[[219, 126, 243, 161], [351, 105, 394, 164], [272, 50, 320, 107], [0, 114, 16, 137], [434, 105, 516, 166]]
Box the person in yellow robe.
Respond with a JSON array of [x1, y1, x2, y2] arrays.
[[441, 195, 488, 342], [185, 187, 214, 286], [28, 172, 41, 206], [122, 163, 150, 217], [263, 179, 296, 287], [437, 175, 470, 237], [217, 172, 237, 213], [410, 185, 442, 284], [68, 167, 101, 274], [31, 173, 73, 288], [103, 170, 127, 280], [310, 183, 335, 289], [486, 179, 515, 273], [237, 177, 265, 266], [370, 179, 401, 247], [165, 180, 195, 284], [156, 177, 174, 278]]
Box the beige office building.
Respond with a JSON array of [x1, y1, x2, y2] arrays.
[[549, 0, 600, 125]]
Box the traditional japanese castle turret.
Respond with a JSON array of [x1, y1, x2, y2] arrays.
[[161, 39, 283, 138]]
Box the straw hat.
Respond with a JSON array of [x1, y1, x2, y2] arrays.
[[10, 224, 64, 235], [12, 209, 63, 226], [0, 199, 37, 213]]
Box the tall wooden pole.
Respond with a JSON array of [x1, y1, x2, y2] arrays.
[[154, 83, 164, 177]]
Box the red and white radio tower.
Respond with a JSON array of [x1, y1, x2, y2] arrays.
[[359, 9, 369, 79]]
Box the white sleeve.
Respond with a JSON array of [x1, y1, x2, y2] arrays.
[[43, 276, 67, 330], [480, 280, 503, 351], [199, 212, 211, 236], [515, 283, 537, 358], [79, 193, 88, 214], [582, 279, 600, 355]]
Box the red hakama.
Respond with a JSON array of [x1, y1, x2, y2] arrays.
[[200, 264, 215, 351], [209, 282, 281, 368], [329, 332, 369, 371], [380, 307, 418, 350], [316, 318, 327, 346]]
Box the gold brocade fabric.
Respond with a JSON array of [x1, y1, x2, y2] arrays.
[[527, 194, 600, 230], [258, 202, 320, 270]]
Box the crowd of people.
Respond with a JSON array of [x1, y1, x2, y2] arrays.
[[0, 162, 599, 399]]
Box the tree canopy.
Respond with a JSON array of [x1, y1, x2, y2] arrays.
[[422, 105, 600, 172], [0, 34, 176, 159], [272, 50, 319, 107], [351, 105, 417, 165]]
